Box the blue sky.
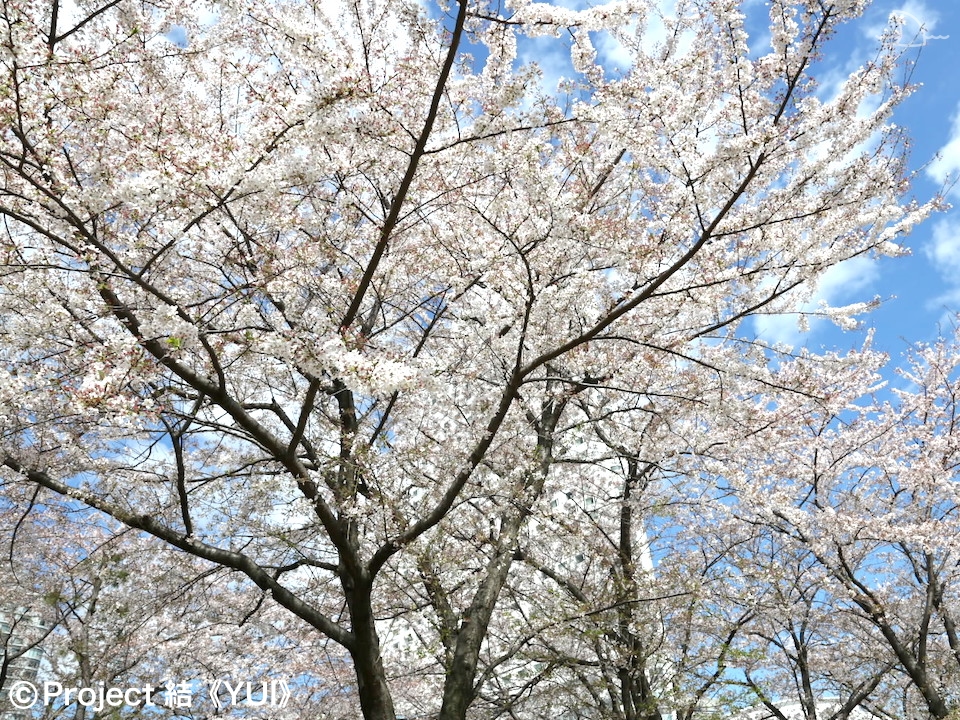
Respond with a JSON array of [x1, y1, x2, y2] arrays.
[[759, 0, 960, 358], [493, 0, 960, 362]]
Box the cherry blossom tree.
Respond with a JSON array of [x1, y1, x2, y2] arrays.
[[0, 0, 937, 718], [442, 344, 915, 720], [734, 329, 960, 720]]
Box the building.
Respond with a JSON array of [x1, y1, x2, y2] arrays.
[[1, 607, 48, 720], [731, 700, 882, 720]]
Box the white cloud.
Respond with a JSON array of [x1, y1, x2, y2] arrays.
[[928, 104, 960, 193], [817, 255, 880, 300], [572, 0, 705, 78], [862, 0, 944, 46], [888, 0, 946, 47], [752, 313, 799, 348], [517, 35, 577, 96], [925, 217, 960, 272], [592, 28, 634, 73], [591, 0, 676, 70], [753, 256, 880, 347], [921, 217, 960, 323]]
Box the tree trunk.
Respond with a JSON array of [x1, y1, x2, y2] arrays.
[[344, 578, 396, 720], [437, 398, 564, 720]]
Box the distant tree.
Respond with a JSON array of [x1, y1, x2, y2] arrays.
[[730, 330, 960, 720], [0, 0, 936, 719]]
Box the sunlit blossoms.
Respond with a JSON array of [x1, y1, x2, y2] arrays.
[[0, 0, 950, 719]]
